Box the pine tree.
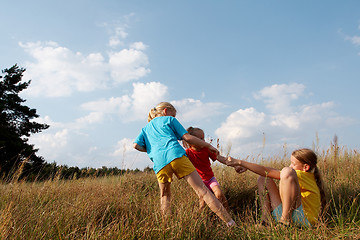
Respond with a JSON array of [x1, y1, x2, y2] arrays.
[[0, 64, 49, 178]]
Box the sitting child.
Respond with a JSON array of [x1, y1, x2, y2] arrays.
[[227, 148, 326, 227]]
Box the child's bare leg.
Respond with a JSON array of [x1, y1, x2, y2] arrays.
[[158, 181, 172, 217], [279, 167, 302, 223], [211, 185, 230, 212], [184, 171, 234, 224], [199, 196, 206, 211], [257, 176, 281, 223]]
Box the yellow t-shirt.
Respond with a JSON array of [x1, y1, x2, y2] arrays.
[[296, 170, 321, 225]]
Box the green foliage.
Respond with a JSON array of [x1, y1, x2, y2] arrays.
[[0, 64, 49, 178]]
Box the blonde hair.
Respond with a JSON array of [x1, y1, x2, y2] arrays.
[[292, 148, 326, 210], [148, 102, 177, 122]]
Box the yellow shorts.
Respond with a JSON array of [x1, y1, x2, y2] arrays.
[[156, 155, 196, 183]]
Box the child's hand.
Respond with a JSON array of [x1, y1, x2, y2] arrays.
[[226, 156, 239, 167], [234, 166, 247, 174]]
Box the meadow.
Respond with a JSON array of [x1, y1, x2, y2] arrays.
[[1, 144, 360, 239]]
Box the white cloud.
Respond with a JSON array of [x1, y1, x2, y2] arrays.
[[20, 41, 109, 97], [29, 81, 168, 164], [31, 115, 64, 129], [216, 83, 355, 158], [19, 39, 151, 97], [109, 26, 128, 47], [270, 114, 300, 129], [112, 138, 134, 157], [79, 81, 168, 123], [105, 14, 135, 48], [109, 38, 122, 48], [344, 25, 360, 53], [326, 116, 357, 127], [299, 102, 334, 122], [254, 83, 305, 114], [131, 82, 168, 118], [112, 138, 152, 170], [172, 98, 226, 122], [130, 42, 148, 50], [270, 102, 335, 130], [215, 107, 265, 141], [346, 35, 360, 46], [109, 47, 150, 84], [81, 96, 132, 115], [29, 129, 69, 160], [75, 112, 105, 125]]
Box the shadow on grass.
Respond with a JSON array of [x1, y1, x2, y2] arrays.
[[226, 187, 258, 218]]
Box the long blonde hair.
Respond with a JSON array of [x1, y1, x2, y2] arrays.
[[148, 102, 177, 122], [292, 148, 326, 210]]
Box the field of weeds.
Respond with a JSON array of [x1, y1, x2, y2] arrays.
[[1, 145, 360, 239]]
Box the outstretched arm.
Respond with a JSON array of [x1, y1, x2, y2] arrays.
[[226, 156, 280, 179], [133, 143, 147, 152], [216, 155, 227, 165], [182, 133, 219, 155], [218, 155, 247, 173], [234, 165, 247, 174]]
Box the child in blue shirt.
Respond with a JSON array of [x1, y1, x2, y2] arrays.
[[134, 102, 235, 227]]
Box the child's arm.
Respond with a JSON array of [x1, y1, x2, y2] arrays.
[[216, 155, 227, 165], [218, 155, 247, 173], [234, 165, 247, 174], [133, 143, 147, 152], [182, 133, 219, 155], [226, 156, 280, 179]]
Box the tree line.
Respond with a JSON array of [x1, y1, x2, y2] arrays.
[[0, 64, 152, 182], [23, 163, 153, 182]]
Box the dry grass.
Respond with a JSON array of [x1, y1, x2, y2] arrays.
[[1, 146, 360, 239]]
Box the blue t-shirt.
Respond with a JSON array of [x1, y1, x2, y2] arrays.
[[134, 116, 188, 173]]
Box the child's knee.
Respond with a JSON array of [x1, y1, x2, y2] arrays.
[[159, 183, 171, 197], [213, 190, 223, 200], [280, 167, 297, 180], [196, 184, 209, 199]]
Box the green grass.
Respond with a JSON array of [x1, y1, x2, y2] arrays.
[[1, 146, 360, 239]]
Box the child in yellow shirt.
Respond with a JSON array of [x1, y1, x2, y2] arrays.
[[227, 148, 326, 227]]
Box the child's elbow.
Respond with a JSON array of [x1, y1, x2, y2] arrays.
[[133, 143, 139, 150], [133, 143, 146, 152]]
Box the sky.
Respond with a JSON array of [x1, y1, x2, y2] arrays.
[[1, 1, 359, 170]]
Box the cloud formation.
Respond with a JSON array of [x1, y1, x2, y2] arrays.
[[171, 98, 226, 122], [344, 24, 360, 54], [20, 40, 150, 97], [111, 138, 149, 170], [215, 83, 355, 157], [109, 48, 150, 84], [80, 81, 168, 122], [23, 18, 357, 169], [215, 107, 265, 141], [29, 81, 355, 168], [254, 83, 306, 114]]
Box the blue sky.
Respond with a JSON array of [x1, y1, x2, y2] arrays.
[[1, 1, 359, 170]]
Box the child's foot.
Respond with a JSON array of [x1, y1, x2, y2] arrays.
[[278, 219, 290, 226], [276, 219, 290, 229], [227, 219, 237, 228]]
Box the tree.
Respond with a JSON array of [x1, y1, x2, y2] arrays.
[[0, 64, 49, 178]]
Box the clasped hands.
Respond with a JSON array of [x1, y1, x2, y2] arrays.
[[226, 156, 247, 174]]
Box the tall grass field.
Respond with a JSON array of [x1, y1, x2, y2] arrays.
[[1, 145, 360, 239]]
